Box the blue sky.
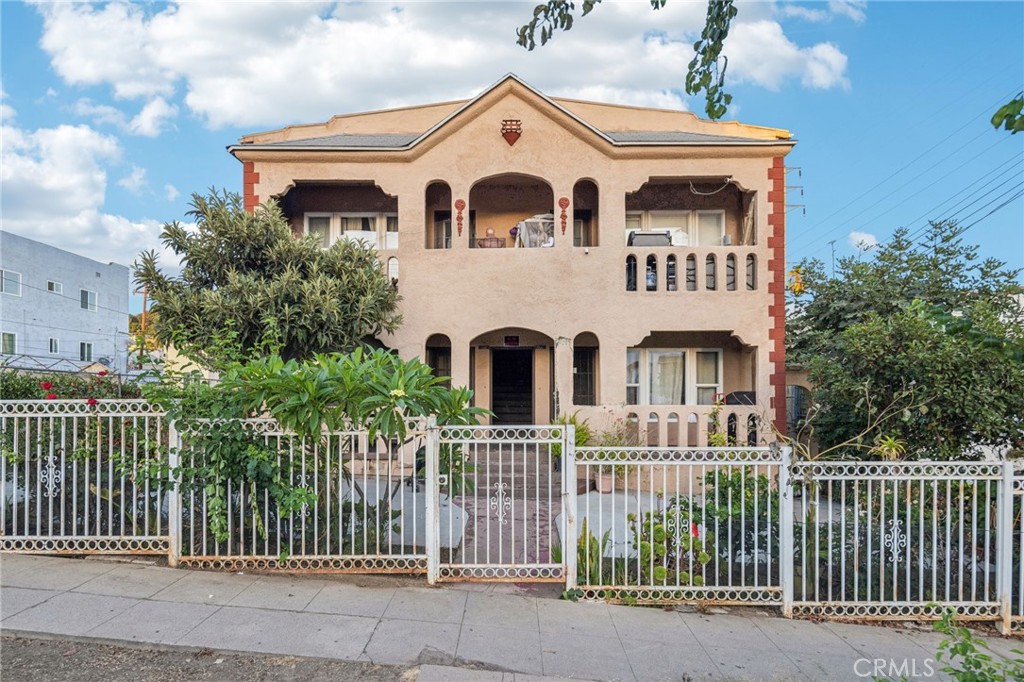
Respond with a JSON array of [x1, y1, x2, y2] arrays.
[[1, 1, 1021, 314]]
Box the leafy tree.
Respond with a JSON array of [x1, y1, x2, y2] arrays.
[[516, 0, 737, 120], [134, 190, 400, 363], [992, 93, 1024, 134], [788, 221, 1024, 459]]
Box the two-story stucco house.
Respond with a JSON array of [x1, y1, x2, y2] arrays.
[[229, 75, 794, 446], [0, 231, 130, 374]]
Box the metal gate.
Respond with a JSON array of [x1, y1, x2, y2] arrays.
[[432, 425, 569, 581]]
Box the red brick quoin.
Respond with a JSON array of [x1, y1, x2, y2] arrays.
[[767, 156, 787, 436], [242, 161, 260, 213]]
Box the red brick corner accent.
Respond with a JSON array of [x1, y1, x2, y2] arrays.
[[242, 161, 260, 213], [768, 156, 787, 435]]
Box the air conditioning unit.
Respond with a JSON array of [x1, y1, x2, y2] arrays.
[[722, 235, 733, 246]]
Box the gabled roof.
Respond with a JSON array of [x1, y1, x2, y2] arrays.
[[230, 74, 794, 155]]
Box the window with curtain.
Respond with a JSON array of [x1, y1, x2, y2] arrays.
[[695, 351, 720, 404], [305, 215, 331, 248], [625, 347, 722, 405], [649, 350, 685, 404], [626, 349, 640, 404]]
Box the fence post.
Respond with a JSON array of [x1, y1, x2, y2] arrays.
[[563, 424, 578, 591], [779, 445, 794, 619], [997, 460, 1013, 634], [425, 417, 440, 585], [166, 419, 180, 568]]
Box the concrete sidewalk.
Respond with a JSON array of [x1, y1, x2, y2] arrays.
[[0, 554, 1016, 681]]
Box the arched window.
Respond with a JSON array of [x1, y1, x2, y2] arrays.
[[686, 255, 696, 291], [705, 254, 717, 290], [666, 255, 678, 291], [387, 257, 399, 284], [726, 254, 737, 291], [626, 255, 637, 291], [646, 255, 657, 291], [667, 412, 680, 447], [747, 414, 759, 446], [746, 254, 757, 290]]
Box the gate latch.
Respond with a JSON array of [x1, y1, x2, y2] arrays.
[[438, 475, 448, 487]]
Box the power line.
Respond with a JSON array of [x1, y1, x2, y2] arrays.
[[1, 278, 131, 317]]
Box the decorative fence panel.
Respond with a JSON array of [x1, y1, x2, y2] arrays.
[[178, 419, 431, 573], [434, 425, 567, 582], [0, 400, 169, 554], [789, 461, 1004, 622], [567, 446, 783, 605]]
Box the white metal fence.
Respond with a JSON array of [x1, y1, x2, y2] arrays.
[[0, 399, 169, 554], [2, 399, 1022, 634]]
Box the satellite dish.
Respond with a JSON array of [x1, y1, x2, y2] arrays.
[[98, 357, 112, 366]]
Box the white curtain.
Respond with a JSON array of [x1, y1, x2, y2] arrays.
[[649, 351, 685, 405]]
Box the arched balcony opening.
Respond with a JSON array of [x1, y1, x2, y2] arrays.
[[469, 173, 553, 249], [726, 254, 737, 291], [646, 255, 658, 291], [425, 181, 452, 249], [686, 255, 697, 291], [647, 412, 660, 446], [573, 179, 599, 247], [667, 412, 680, 447], [626, 255, 637, 291], [746, 254, 757, 290], [666, 255, 678, 292], [705, 254, 717, 291], [387, 257, 399, 287]]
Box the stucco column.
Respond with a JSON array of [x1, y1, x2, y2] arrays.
[[553, 335, 574, 417], [450, 336, 471, 391], [552, 184, 572, 250]]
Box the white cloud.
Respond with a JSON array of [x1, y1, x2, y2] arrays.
[[164, 183, 180, 202], [118, 165, 147, 194], [73, 99, 127, 128], [778, 1, 866, 23], [0, 119, 163, 268], [128, 97, 178, 137], [31, 1, 856, 129], [725, 21, 850, 90], [0, 87, 15, 123], [849, 230, 878, 251]]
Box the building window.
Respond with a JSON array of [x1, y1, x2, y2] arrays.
[[624, 210, 726, 246], [1, 332, 15, 355], [1, 270, 21, 296], [80, 342, 93, 362], [786, 385, 811, 437], [47, 280, 63, 294], [573, 347, 597, 406], [626, 347, 722, 406], [49, 338, 60, 354], [80, 289, 97, 311], [426, 347, 452, 388], [303, 213, 398, 250]]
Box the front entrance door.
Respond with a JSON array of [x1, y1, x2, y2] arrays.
[[491, 349, 533, 424]]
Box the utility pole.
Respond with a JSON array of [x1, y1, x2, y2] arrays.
[[827, 240, 836, 278]]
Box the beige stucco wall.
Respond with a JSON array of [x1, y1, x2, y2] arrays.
[[235, 79, 791, 438]]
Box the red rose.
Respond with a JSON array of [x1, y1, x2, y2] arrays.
[[691, 522, 699, 538], [40, 381, 53, 390], [87, 397, 98, 406], [97, 370, 109, 377], [45, 393, 57, 400]]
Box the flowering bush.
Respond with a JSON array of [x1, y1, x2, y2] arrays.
[[0, 369, 140, 400]]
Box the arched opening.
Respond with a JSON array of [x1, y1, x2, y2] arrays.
[[747, 414, 759, 446], [746, 254, 757, 290], [705, 254, 717, 290], [726, 254, 737, 291], [573, 332, 599, 406], [627, 413, 640, 446], [727, 412, 738, 444], [469, 174, 554, 248], [573, 179, 599, 247], [626, 255, 637, 291], [667, 412, 680, 447], [686, 255, 696, 291], [624, 178, 757, 246], [469, 327, 555, 424], [387, 257, 399, 285], [647, 412, 660, 446], [425, 181, 452, 249], [687, 412, 699, 446], [425, 334, 452, 388], [666, 255, 678, 292], [646, 255, 658, 291]]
